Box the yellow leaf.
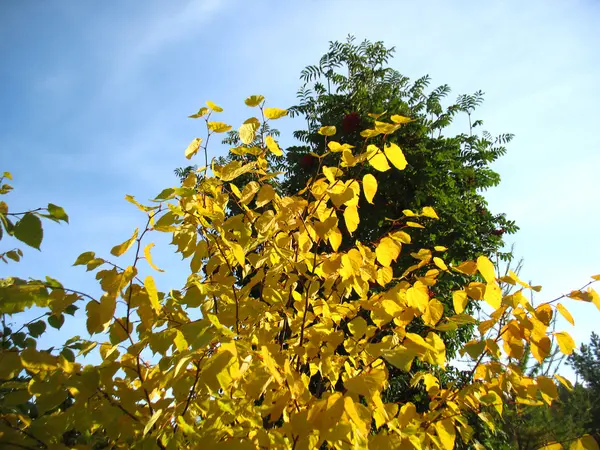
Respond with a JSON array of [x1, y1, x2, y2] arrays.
[[434, 245, 447, 252], [207, 121, 232, 133], [328, 141, 354, 152], [266, 136, 283, 156], [484, 282, 502, 309], [328, 227, 342, 252], [592, 274, 600, 281], [554, 331, 576, 355], [477, 256, 496, 283], [453, 290, 468, 314], [375, 237, 401, 267], [144, 243, 164, 272], [344, 396, 368, 437], [362, 174, 377, 204], [263, 107, 288, 119], [367, 149, 391, 172], [318, 126, 336, 136], [188, 107, 209, 118], [145, 276, 161, 314], [344, 205, 359, 234], [261, 346, 283, 385], [383, 142, 407, 170], [539, 443, 563, 450], [244, 95, 264, 107], [255, 184, 276, 207], [406, 221, 424, 228], [239, 117, 260, 145], [570, 435, 599, 450], [110, 228, 138, 257], [423, 299, 444, 327], [390, 114, 413, 124], [381, 346, 417, 372], [144, 408, 163, 436], [405, 333, 436, 353], [555, 374, 573, 391], [435, 418, 456, 450], [421, 206, 439, 219], [184, 137, 202, 160], [407, 287, 429, 312], [433, 257, 448, 271], [206, 100, 223, 112], [231, 243, 245, 267], [557, 303, 575, 326], [368, 111, 387, 119]]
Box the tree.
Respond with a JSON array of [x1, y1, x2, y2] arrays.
[[283, 36, 519, 410], [1, 100, 599, 450]]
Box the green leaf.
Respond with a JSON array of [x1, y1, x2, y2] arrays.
[[27, 320, 46, 338], [13, 213, 43, 250], [47, 203, 69, 223], [74, 251, 95, 266], [110, 228, 138, 257], [48, 313, 65, 329]]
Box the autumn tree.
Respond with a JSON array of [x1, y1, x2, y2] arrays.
[[1, 101, 599, 450]]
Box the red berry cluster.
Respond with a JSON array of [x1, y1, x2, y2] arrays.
[[299, 154, 317, 170], [492, 228, 506, 236], [342, 112, 361, 133]]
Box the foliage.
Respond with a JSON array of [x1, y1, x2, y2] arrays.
[[1, 101, 600, 450]]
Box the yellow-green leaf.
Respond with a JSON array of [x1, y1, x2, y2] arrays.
[[245, 95, 264, 107], [570, 435, 599, 450], [263, 107, 288, 119], [13, 213, 43, 250], [421, 206, 439, 219], [255, 184, 275, 207], [144, 243, 164, 272], [110, 228, 138, 257], [362, 174, 377, 204], [188, 107, 209, 118], [231, 243, 245, 267], [556, 303, 575, 326], [266, 136, 283, 156], [185, 137, 202, 160], [145, 275, 161, 314], [318, 126, 336, 136], [390, 114, 413, 124], [554, 331, 576, 355], [555, 374, 573, 391], [144, 408, 163, 436], [239, 118, 260, 145], [206, 100, 223, 112], [383, 142, 407, 170], [207, 122, 232, 133]]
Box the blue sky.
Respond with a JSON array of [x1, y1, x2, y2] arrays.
[[1, 0, 599, 379]]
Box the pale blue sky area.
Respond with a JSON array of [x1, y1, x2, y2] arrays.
[[1, 0, 599, 379]]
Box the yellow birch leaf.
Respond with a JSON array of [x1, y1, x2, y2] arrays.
[[244, 95, 264, 107], [375, 237, 401, 267], [184, 137, 202, 160], [362, 174, 377, 204], [435, 418, 456, 450], [555, 374, 573, 391], [329, 227, 342, 252], [484, 282, 502, 310], [143, 243, 164, 272], [110, 228, 138, 257], [570, 435, 599, 450], [433, 257, 448, 271], [145, 276, 161, 314], [383, 142, 407, 170], [344, 396, 368, 437], [265, 136, 283, 156], [344, 205, 359, 234], [423, 299, 444, 327], [368, 150, 391, 172], [318, 126, 336, 136], [263, 107, 288, 119], [557, 303, 575, 326], [477, 256, 496, 283], [255, 184, 276, 207], [390, 114, 413, 124], [207, 122, 232, 133], [231, 243, 245, 267], [421, 206, 439, 219], [206, 100, 223, 112], [239, 118, 260, 145], [554, 331, 576, 355], [453, 290, 468, 314]]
